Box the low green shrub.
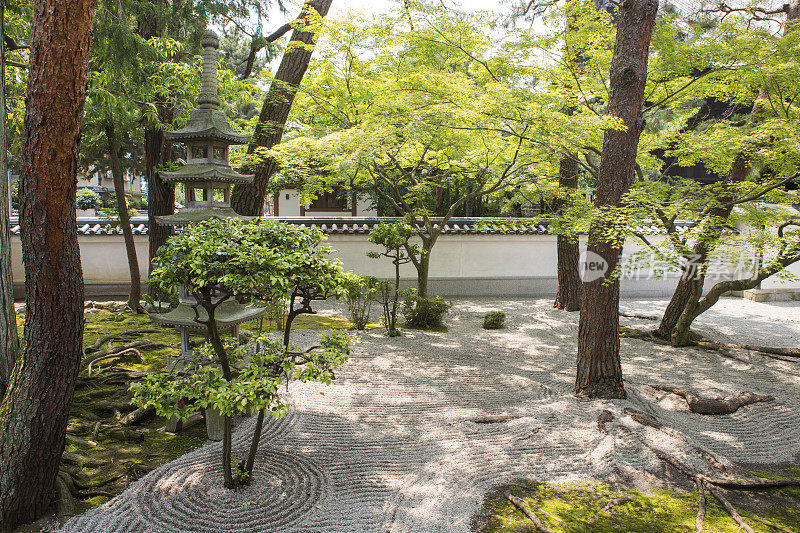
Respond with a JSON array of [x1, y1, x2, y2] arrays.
[[76, 188, 101, 210], [483, 311, 506, 329], [344, 274, 378, 330], [401, 289, 451, 329]]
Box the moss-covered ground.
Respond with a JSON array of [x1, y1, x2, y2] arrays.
[[476, 478, 800, 532], [14, 305, 368, 517]]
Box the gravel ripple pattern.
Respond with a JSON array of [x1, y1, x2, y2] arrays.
[[61, 298, 800, 532]]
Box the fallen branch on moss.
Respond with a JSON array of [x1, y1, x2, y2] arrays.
[[649, 385, 774, 415], [504, 491, 556, 533]]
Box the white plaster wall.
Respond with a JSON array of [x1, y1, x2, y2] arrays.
[[356, 195, 377, 216], [9, 231, 800, 298], [275, 190, 377, 217], [277, 190, 302, 217]]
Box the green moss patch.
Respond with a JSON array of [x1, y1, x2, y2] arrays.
[[477, 481, 800, 532]]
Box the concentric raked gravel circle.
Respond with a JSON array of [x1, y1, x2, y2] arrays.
[[130, 445, 328, 532], [60, 298, 800, 533]]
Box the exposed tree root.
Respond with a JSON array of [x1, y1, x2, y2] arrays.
[[619, 311, 659, 321], [649, 385, 774, 415], [65, 434, 98, 448], [596, 410, 614, 434], [55, 471, 78, 516], [87, 348, 142, 376], [120, 406, 155, 426], [81, 340, 160, 369], [695, 479, 705, 533], [624, 408, 726, 472], [504, 491, 556, 533], [691, 333, 800, 359], [617, 410, 800, 533], [84, 329, 161, 354], [619, 326, 800, 363], [740, 511, 795, 532], [705, 482, 756, 533]]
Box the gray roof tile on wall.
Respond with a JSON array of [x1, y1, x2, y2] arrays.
[[8, 216, 689, 236]]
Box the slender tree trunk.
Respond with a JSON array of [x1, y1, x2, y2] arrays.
[[231, 0, 334, 216], [201, 302, 236, 488], [576, 0, 658, 399], [0, 0, 93, 526], [106, 124, 142, 312], [416, 250, 431, 298], [554, 154, 581, 311], [656, 274, 695, 338], [391, 255, 401, 333], [0, 6, 19, 395]]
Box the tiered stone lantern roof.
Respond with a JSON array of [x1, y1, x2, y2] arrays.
[[156, 30, 255, 226]]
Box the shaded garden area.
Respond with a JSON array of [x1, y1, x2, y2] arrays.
[[46, 298, 800, 532]]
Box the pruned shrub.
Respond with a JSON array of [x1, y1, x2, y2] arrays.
[[483, 311, 506, 330], [344, 274, 378, 330], [401, 289, 451, 329]]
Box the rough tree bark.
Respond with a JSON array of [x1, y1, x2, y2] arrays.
[[137, 2, 174, 270], [576, 0, 658, 399], [144, 122, 174, 273], [0, 0, 93, 527], [231, 0, 334, 216], [0, 4, 19, 395], [106, 123, 143, 312], [553, 154, 581, 311]]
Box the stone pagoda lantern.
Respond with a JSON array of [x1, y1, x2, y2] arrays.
[[149, 30, 265, 438]]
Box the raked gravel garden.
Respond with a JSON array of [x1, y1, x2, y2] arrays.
[[58, 297, 800, 532]]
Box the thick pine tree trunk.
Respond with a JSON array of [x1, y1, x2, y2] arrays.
[[231, 0, 334, 216], [0, 6, 19, 395], [576, 0, 658, 399], [107, 124, 142, 311], [0, 0, 93, 527], [554, 155, 581, 312]]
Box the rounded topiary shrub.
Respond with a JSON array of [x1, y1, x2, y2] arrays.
[[401, 290, 451, 329], [482, 311, 506, 330]]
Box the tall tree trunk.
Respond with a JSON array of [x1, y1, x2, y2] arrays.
[[106, 123, 142, 312], [0, 5, 19, 395], [231, 0, 334, 216], [554, 154, 581, 311], [576, 0, 658, 399], [0, 0, 93, 526], [138, 4, 174, 271]]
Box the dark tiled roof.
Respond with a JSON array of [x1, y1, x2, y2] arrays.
[[8, 216, 687, 236]]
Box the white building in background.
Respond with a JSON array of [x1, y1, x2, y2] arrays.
[[270, 186, 377, 217], [77, 167, 146, 204]]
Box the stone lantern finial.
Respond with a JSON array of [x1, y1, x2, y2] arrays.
[[197, 30, 221, 110]]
